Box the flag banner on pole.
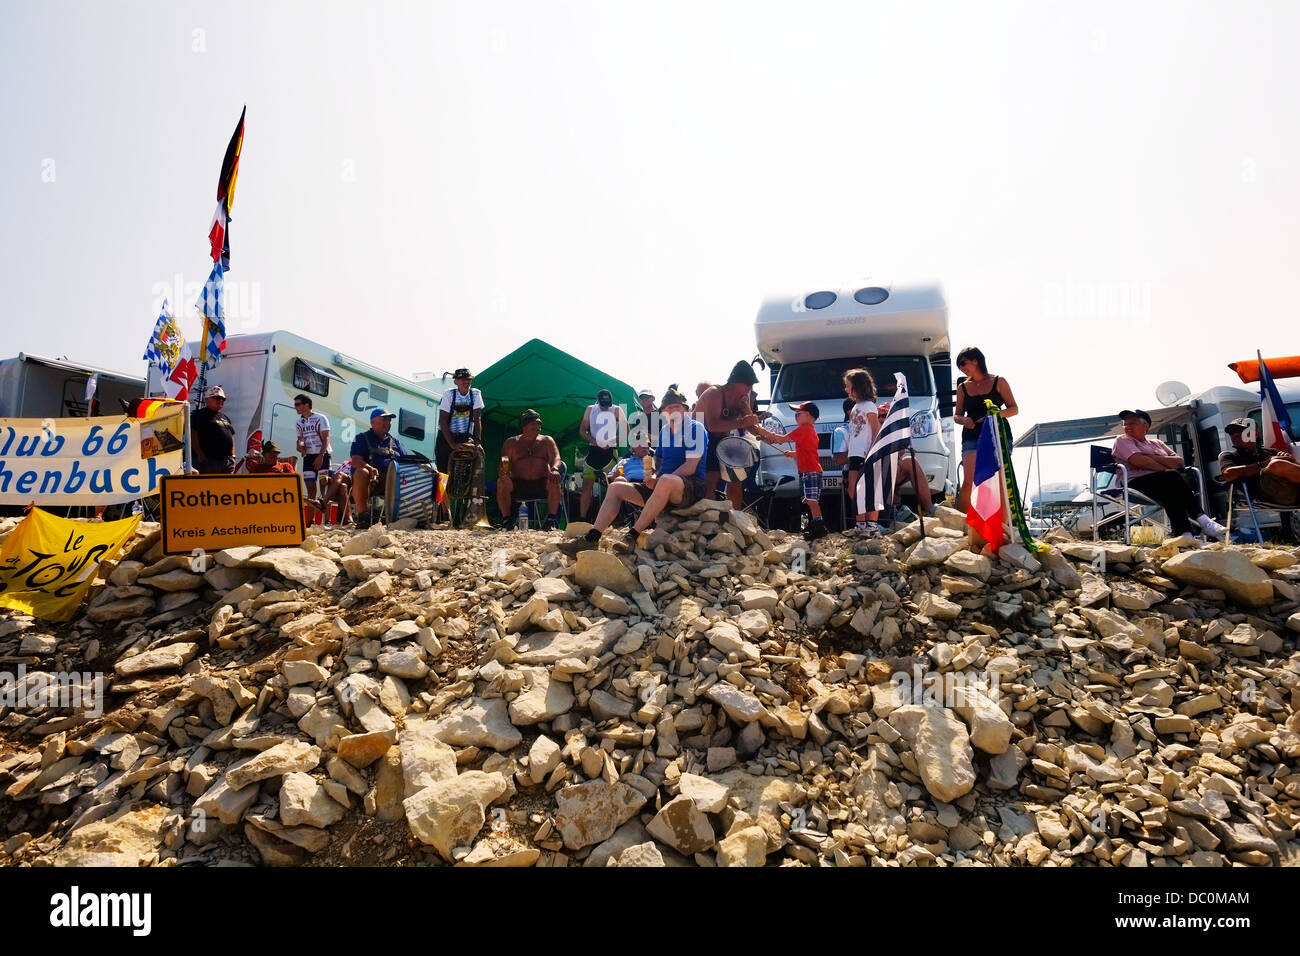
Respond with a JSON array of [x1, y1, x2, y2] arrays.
[[857, 372, 910, 514], [208, 106, 245, 270], [990, 403, 1048, 553], [0, 508, 142, 621], [1257, 351, 1300, 457], [143, 301, 199, 400], [0, 410, 185, 507], [197, 262, 227, 370], [84, 374, 97, 404], [965, 416, 1005, 552]]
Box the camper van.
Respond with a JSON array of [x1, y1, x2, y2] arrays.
[[145, 331, 441, 466], [753, 280, 954, 518], [1015, 383, 1269, 536], [0, 353, 145, 419]]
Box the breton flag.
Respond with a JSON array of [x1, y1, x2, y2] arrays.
[[197, 262, 227, 371], [857, 372, 911, 514], [208, 106, 245, 270], [1257, 351, 1298, 455], [965, 416, 1006, 552], [143, 301, 199, 401]]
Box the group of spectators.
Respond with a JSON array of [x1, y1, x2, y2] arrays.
[[186, 348, 1300, 547]]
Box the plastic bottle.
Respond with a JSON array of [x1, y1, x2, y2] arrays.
[[800, 512, 809, 534], [517, 501, 529, 531]]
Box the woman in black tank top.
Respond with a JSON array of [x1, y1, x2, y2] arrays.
[[953, 346, 1019, 512]]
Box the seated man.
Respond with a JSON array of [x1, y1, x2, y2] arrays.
[[320, 457, 353, 524], [1112, 408, 1226, 543], [497, 409, 562, 529], [579, 388, 624, 520], [245, 440, 295, 474], [561, 385, 706, 555], [1219, 417, 1300, 504], [350, 407, 409, 530]]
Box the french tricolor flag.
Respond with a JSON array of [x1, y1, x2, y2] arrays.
[[965, 416, 1005, 552], [1257, 352, 1297, 455]]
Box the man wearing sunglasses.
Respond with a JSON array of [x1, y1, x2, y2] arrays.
[[293, 393, 331, 506], [192, 385, 237, 474]]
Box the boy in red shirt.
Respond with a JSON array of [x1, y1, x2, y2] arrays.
[[751, 402, 826, 539]]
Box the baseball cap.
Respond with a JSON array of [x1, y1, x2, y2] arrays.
[[596, 389, 613, 407], [520, 409, 542, 426], [790, 401, 820, 420], [370, 407, 396, 421], [1225, 417, 1253, 434], [637, 386, 655, 400], [1118, 409, 1151, 424], [453, 368, 472, 379], [206, 385, 226, 399], [727, 360, 759, 387], [261, 440, 280, 454]]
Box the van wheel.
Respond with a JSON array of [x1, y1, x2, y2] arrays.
[[1283, 511, 1300, 543]]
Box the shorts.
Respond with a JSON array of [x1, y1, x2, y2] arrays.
[[704, 433, 727, 475], [961, 435, 980, 455], [302, 452, 331, 480], [510, 477, 550, 501], [632, 474, 705, 509], [848, 455, 867, 471], [1261, 471, 1300, 505], [583, 445, 616, 480], [800, 471, 823, 502]]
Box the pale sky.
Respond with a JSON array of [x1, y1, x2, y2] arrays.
[[2, 0, 1297, 486]]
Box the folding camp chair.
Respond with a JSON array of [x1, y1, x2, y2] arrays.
[[1088, 445, 1180, 544], [510, 462, 568, 529], [1216, 475, 1300, 543]]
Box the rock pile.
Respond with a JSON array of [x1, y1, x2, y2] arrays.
[[1, 503, 1297, 867]]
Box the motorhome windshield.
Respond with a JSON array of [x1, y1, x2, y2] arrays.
[[772, 356, 931, 404]]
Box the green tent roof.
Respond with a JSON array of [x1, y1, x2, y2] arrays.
[[473, 338, 638, 487]]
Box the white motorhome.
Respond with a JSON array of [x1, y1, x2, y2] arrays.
[[753, 280, 954, 516], [145, 331, 441, 465], [1015, 383, 1267, 536]]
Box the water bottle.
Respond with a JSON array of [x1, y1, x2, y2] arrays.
[[517, 501, 529, 531], [800, 512, 809, 534]]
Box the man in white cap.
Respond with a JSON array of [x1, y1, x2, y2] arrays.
[[192, 385, 237, 474]]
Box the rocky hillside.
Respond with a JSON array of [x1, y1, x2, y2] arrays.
[[0, 503, 1297, 867]]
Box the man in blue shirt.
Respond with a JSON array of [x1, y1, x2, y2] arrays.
[[350, 407, 409, 529], [560, 385, 707, 555]]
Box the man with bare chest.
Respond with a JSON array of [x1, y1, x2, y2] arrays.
[[496, 409, 563, 528]]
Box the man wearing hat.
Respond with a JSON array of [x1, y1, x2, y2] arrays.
[[497, 409, 562, 528], [350, 407, 409, 529], [245, 440, 295, 474], [578, 388, 626, 520], [695, 360, 761, 508], [437, 368, 484, 474], [192, 385, 237, 474], [1220, 418, 1300, 505], [1112, 409, 1226, 544], [561, 385, 707, 555]]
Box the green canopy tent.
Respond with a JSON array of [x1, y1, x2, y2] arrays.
[[472, 339, 638, 506]]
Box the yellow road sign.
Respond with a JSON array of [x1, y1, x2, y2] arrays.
[[160, 473, 304, 555]]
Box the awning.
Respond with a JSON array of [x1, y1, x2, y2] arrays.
[[299, 359, 347, 384], [1014, 404, 1197, 449], [15, 352, 145, 387]]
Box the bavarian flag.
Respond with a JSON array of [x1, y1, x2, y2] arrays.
[[208, 106, 245, 270], [965, 416, 1005, 552]]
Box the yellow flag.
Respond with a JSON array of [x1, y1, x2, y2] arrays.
[[0, 509, 142, 621]]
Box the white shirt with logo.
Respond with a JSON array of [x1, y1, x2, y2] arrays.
[[296, 411, 331, 454]]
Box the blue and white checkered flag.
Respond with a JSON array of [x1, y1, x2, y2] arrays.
[[143, 299, 187, 374], [196, 262, 227, 370]]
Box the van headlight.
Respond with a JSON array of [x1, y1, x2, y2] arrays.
[[910, 410, 937, 439]]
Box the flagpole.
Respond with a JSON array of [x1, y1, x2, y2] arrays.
[[193, 319, 210, 409], [910, 446, 926, 540]]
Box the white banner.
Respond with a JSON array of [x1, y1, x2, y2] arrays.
[[0, 409, 185, 506]]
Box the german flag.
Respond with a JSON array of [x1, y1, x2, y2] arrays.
[[208, 106, 245, 269]]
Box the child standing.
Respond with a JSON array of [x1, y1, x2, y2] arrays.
[[843, 368, 881, 535], [751, 401, 827, 540]]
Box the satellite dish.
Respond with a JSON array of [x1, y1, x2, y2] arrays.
[[1155, 380, 1191, 406]]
